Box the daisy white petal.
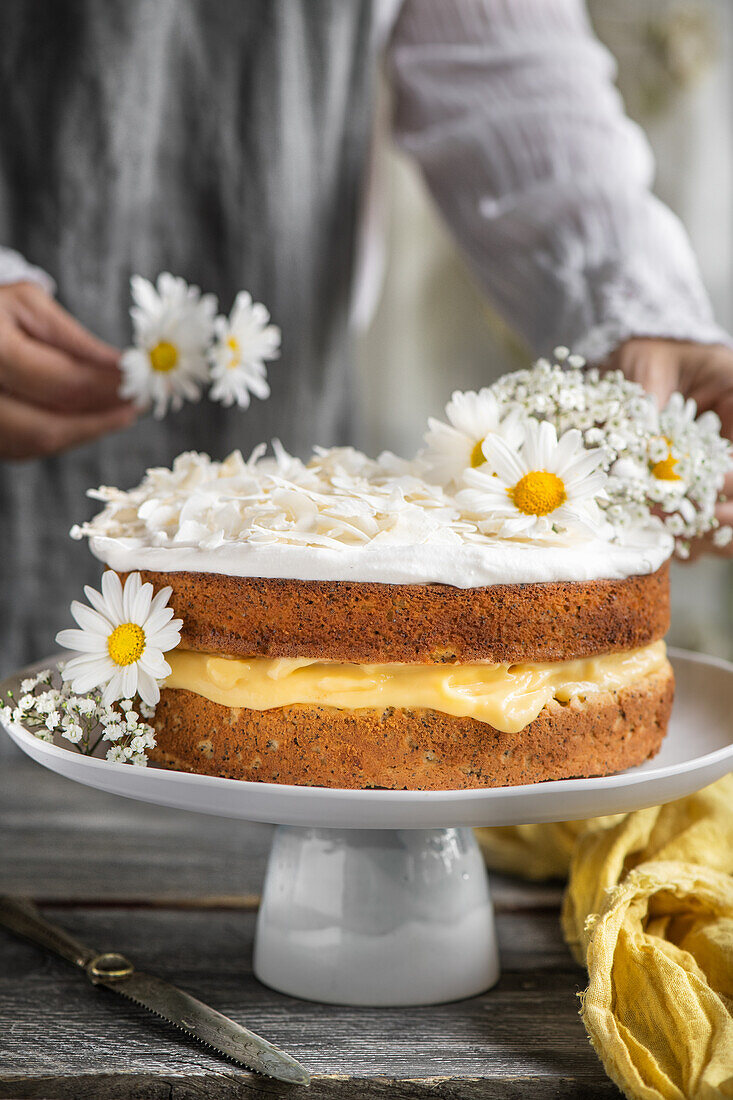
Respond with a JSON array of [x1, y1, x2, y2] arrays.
[[102, 671, 126, 707], [522, 419, 556, 470], [479, 434, 527, 486], [130, 273, 161, 316], [101, 571, 126, 622], [130, 580, 155, 625], [121, 664, 138, 699], [83, 584, 116, 621], [70, 601, 113, 636], [144, 606, 176, 635], [149, 586, 174, 615], [136, 670, 162, 707], [61, 653, 115, 677], [55, 628, 106, 653], [552, 427, 585, 468], [64, 663, 114, 695], [147, 622, 183, 648], [121, 571, 142, 620], [138, 650, 170, 678]]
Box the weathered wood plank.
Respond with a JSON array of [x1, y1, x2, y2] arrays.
[[0, 907, 618, 1097], [0, 1074, 622, 1099]]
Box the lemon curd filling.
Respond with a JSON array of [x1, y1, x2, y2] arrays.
[[164, 641, 668, 735]]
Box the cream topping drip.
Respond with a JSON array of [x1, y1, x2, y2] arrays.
[[73, 449, 673, 588], [164, 641, 669, 735], [88, 535, 671, 586]]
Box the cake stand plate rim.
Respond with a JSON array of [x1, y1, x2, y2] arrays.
[[2, 648, 731, 828]]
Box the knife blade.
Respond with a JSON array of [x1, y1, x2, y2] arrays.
[[0, 895, 310, 1087]]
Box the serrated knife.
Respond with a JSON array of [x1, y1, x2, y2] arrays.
[[0, 895, 310, 1086]]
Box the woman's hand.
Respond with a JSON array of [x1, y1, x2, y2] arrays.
[[607, 338, 733, 558], [0, 281, 136, 460]]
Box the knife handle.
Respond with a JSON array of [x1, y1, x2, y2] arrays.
[[0, 896, 95, 969]]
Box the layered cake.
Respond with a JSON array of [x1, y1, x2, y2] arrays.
[[70, 423, 675, 789], [140, 566, 671, 789]]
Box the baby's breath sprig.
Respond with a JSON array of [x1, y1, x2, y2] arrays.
[[0, 667, 157, 766]]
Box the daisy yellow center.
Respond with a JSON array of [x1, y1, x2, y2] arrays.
[[470, 438, 487, 468], [651, 438, 682, 481], [510, 471, 566, 516], [107, 623, 146, 667], [226, 336, 241, 369], [149, 341, 179, 373]]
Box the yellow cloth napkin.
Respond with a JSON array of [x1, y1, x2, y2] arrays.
[[476, 775, 733, 1100]]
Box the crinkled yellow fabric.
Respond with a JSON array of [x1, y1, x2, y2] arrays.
[[475, 775, 733, 1100]]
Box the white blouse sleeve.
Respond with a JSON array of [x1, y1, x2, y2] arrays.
[[388, 0, 731, 361], [0, 246, 55, 294]]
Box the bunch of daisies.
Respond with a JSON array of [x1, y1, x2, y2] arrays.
[[1, 667, 157, 766], [2, 571, 182, 765], [420, 349, 733, 555], [119, 273, 281, 419]]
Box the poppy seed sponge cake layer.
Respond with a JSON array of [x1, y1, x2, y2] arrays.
[[150, 664, 673, 790], [123, 565, 669, 665]]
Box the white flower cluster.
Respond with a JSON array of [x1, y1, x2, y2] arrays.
[[120, 274, 281, 419], [480, 350, 732, 554], [1, 669, 156, 766], [77, 350, 732, 556]]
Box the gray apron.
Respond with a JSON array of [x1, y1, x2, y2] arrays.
[[0, 0, 380, 675]]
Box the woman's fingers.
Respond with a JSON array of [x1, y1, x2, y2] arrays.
[[18, 287, 121, 369], [0, 390, 137, 460], [0, 280, 124, 412], [605, 339, 682, 407], [0, 282, 137, 460], [0, 323, 127, 414]]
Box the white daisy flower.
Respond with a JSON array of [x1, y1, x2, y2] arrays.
[[119, 273, 217, 419], [56, 571, 183, 707], [457, 418, 608, 541], [421, 389, 524, 486], [208, 291, 281, 408]]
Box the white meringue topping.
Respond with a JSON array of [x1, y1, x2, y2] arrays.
[[73, 445, 673, 587]]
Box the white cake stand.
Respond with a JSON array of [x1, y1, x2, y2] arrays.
[[3, 649, 733, 1007]]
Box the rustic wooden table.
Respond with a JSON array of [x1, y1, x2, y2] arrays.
[[0, 755, 621, 1098]]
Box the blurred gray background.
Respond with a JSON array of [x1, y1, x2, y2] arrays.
[[356, 0, 733, 659]]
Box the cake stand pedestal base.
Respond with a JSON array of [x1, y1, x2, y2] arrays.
[[253, 825, 500, 1006]]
